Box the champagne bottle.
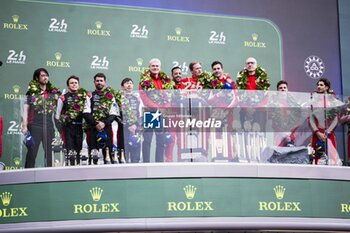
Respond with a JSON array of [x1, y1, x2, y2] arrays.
[[67, 149, 74, 166], [70, 150, 77, 166], [80, 148, 88, 166], [105, 147, 111, 164], [113, 146, 119, 164], [90, 149, 99, 165], [120, 149, 126, 164], [98, 148, 104, 165]]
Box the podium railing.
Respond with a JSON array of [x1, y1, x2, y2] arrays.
[[0, 90, 348, 168]]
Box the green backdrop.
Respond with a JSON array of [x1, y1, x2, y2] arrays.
[[0, 0, 282, 168]]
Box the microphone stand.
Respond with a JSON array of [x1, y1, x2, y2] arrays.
[[323, 92, 329, 164], [310, 92, 315, 164]]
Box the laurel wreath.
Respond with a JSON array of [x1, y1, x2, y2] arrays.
[[59, 88, 88, 124], [92, 86, 115, 121], [140, 69, 174, 90], [139, 68, 175, 104], [197, 71, 223, 89], [28, 80, 61, 115], [236, 66, 270, 90]]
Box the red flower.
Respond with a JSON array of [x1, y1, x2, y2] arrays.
[[212, 80, 220, 87], [73, 104, 80, 111], [144, 80, 151, 87], [106, 92, 113, 100]]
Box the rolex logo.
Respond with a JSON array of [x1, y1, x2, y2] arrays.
[[175, 27, 182, 35], [244, 33, 266, 48], [4, 15, 28, 31], [13, 85, 20, 94], [252, 33, 258, 41], [1, 192, 12, 206], [183, 185, 196, 200], [129, 58, 146, 72], [74, 187, 120, 214], [168, 185, 213, 212], [95, 21, 102, 29], [167, 27, 189, 43], [90, 187, 103, 202], [136, 58, 143, 66], [12, 15, 19, 23], [0, 192, 28, 217], [87, 21, 110, 36], [273, 185, 286, 200], [13, 157, 21, 166], [259, 185, 301, 211], [47, 52, 70, 68], [54, 52, 62, 61]]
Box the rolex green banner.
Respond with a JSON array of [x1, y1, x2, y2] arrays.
[[1, 178, 350, 223]]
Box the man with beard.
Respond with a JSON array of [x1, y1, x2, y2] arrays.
[[22, 68, 60, 168], [172, 66, 186, 89], [164, 66, 185, 162], [83, 73, 120, 164], [273, 80, 298, 147]]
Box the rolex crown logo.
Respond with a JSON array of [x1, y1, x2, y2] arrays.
[[252, 33, 258, 41], [273, 185, 286, 200], [95, 21, 102, 29], [175, 27, 182, 35], [90, 187, 103, 202], [54, 52, 62, 61], [136, 58, 143, 66], [12, 15, 19, 23], [13, 157, 21, 166], [13, 85, 20, 94], [0, 192, 12, 206], [183, 185, 196, 200]]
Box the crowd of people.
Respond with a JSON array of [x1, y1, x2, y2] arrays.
[[20, 57, 349, 168]]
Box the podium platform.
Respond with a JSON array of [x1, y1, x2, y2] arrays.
[[1, 163, 350, 232]]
